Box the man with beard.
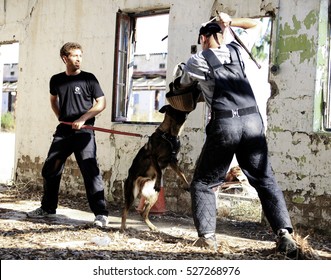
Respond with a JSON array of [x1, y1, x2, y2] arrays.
[[27, 42, 109, 227]]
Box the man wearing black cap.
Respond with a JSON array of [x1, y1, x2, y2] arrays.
[[177, 12, 298, 257]]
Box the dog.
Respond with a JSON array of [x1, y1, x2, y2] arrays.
[[121, 105, 190, 231]]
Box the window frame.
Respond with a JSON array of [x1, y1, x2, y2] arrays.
[[314, 0, 330, 132], [323, 1, 331, 131], [112, 9, 169, 123]]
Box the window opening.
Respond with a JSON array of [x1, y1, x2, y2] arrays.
[[113, 11, 169, 123]]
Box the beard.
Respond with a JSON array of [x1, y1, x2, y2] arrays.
[[73, 62, 80, 69], [69, 63, 80, 72], [66, 62, 81, 75]]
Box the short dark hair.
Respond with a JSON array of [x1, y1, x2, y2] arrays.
[[60, 42, 83, 57], [198, 22, 222, 44]]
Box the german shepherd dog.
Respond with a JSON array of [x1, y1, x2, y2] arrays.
[[121, 105, 190, 231]]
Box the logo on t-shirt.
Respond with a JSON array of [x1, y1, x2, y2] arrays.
[[74, 86, 81, 95]]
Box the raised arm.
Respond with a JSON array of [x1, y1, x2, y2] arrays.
[[217, 12, 262, 46]]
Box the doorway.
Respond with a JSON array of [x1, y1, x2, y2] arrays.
[[0, 42, 19, 184]]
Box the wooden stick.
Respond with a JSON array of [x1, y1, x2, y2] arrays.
[[216, 10, 261, 69], [201, 16, 217, 27], [228, 26, 261, 69]]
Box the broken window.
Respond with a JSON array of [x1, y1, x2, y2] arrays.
[[112, 10, 169, 123]]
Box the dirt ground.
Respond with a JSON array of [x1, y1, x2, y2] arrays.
[[0, 183, 330, 260]]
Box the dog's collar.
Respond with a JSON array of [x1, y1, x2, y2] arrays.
[[156, 128, 179, 142], [154, 129, 181, 161], [155, 128, 180, 153]]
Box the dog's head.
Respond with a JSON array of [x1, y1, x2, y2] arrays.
[[158, 105, 190, 136]]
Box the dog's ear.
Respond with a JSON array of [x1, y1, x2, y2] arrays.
[[159, 105, 169, 113]]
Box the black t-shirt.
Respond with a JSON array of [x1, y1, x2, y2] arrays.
[[49, 71, 104, 125]]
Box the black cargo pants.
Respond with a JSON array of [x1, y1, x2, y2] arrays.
[[40, 124, 108, 216]]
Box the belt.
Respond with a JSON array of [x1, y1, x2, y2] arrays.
[[212, 106, 259, 119]]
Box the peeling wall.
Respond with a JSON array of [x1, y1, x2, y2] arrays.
[[1, 0, 330, 235], [267, 0, 331, 235]]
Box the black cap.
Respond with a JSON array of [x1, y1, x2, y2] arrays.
[[198, 22, 222, 44]]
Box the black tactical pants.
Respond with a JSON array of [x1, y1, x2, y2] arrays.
[[190, 112, 293, 236], [40, 125, 108, 216]]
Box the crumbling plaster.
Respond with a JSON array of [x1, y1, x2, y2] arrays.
[[1, 0, 330, 234], [266, 0, 331, 232]]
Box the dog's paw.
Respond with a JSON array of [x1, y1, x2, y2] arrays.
[[120, 225, 127, 232]]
